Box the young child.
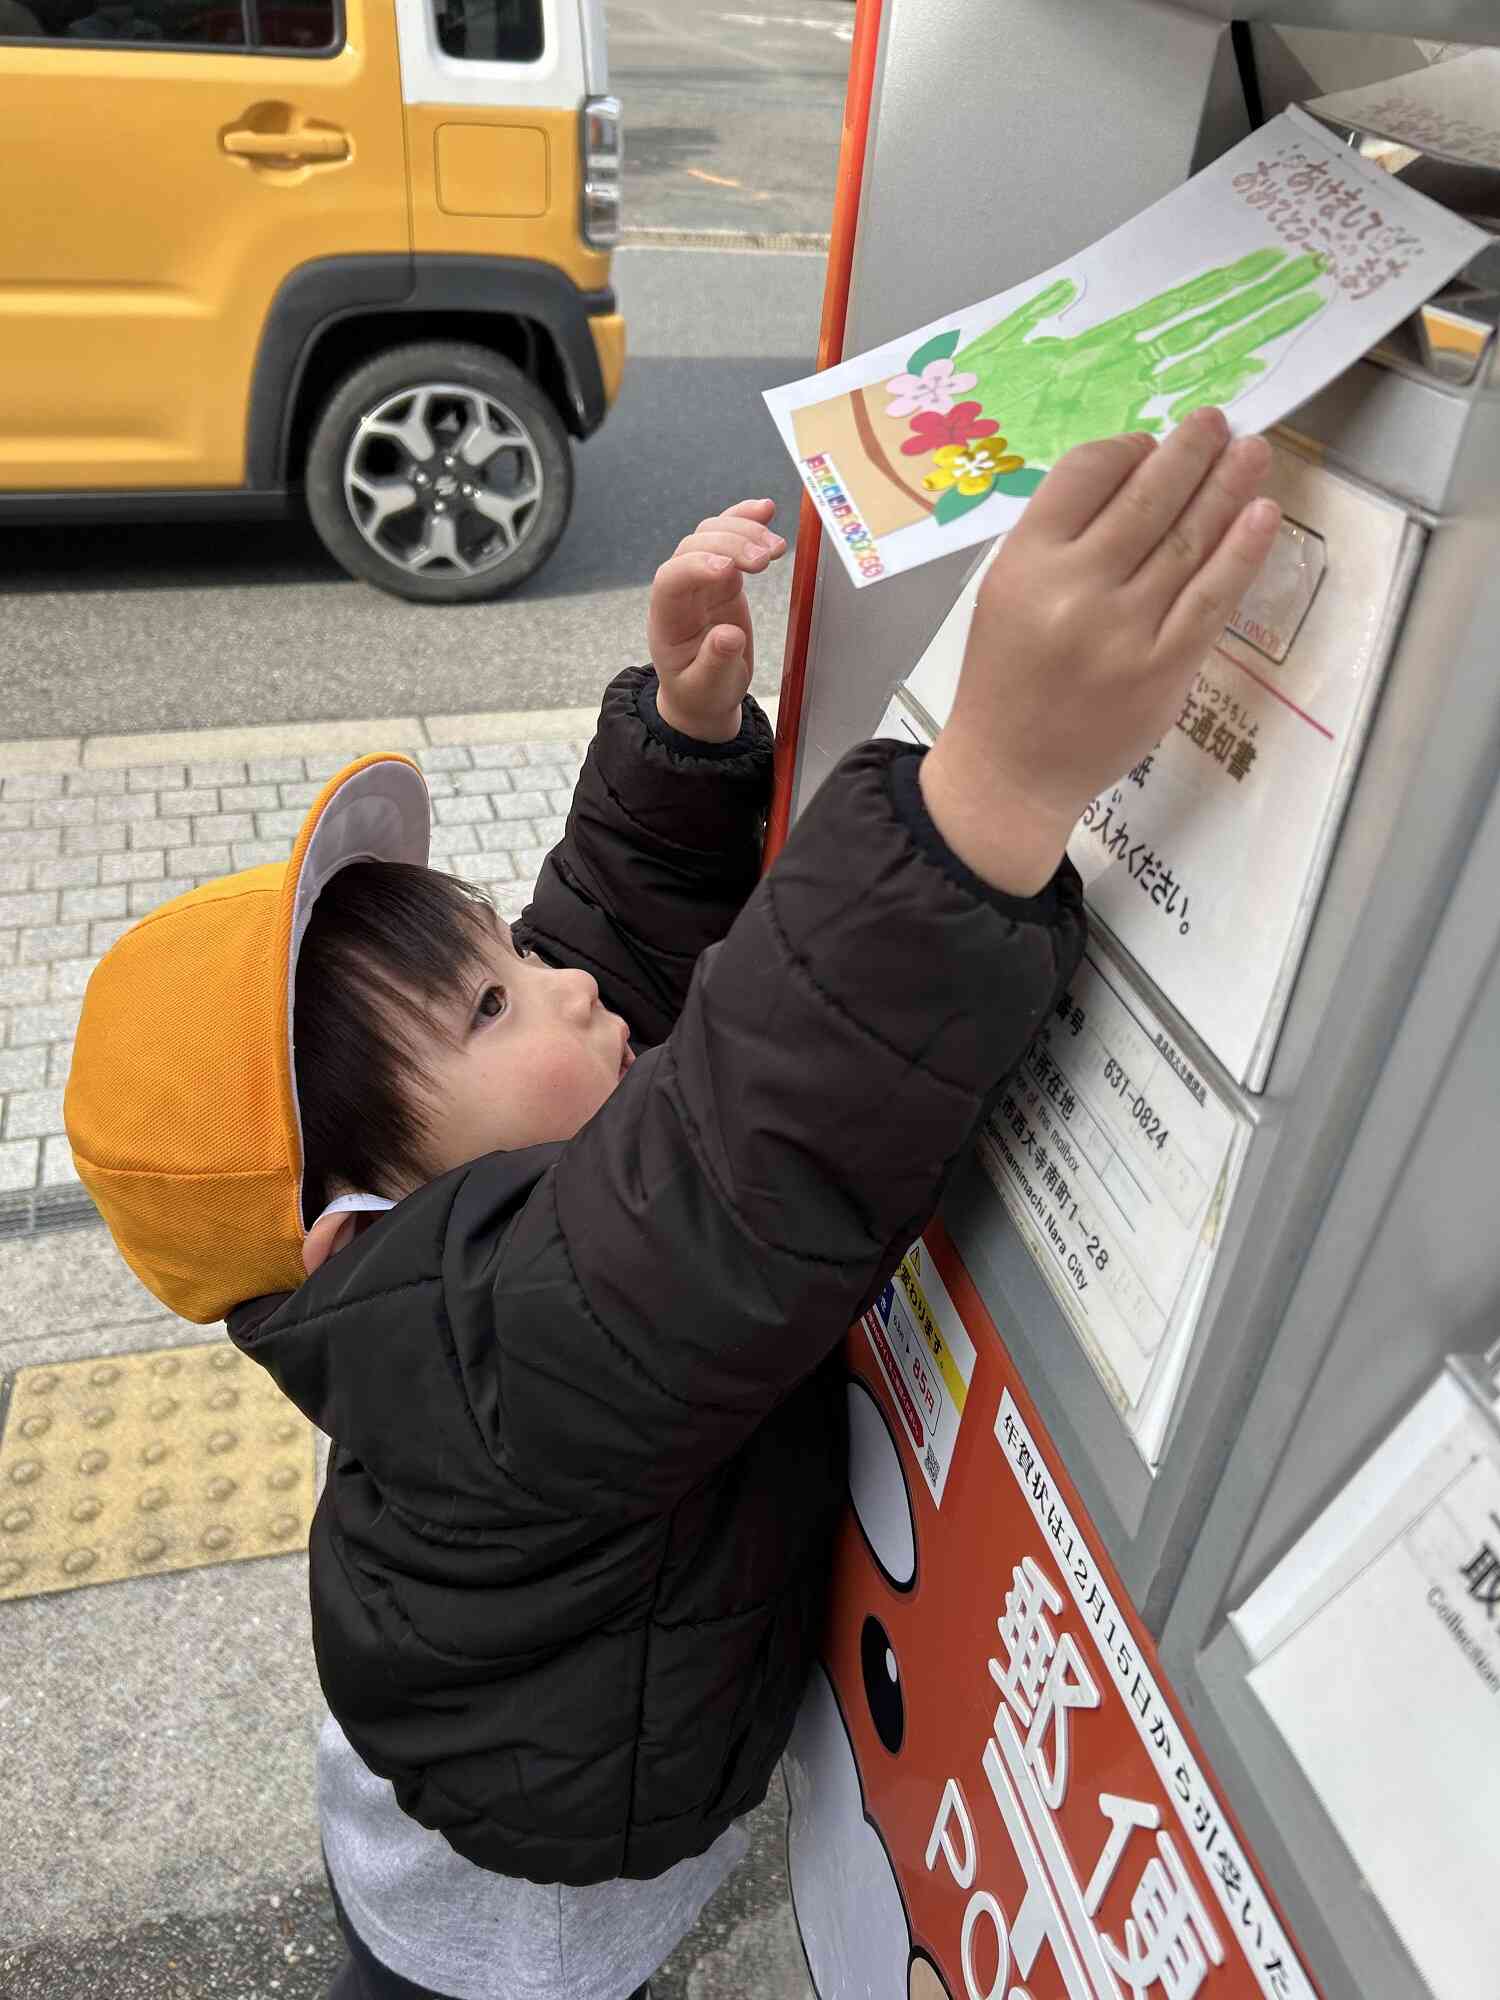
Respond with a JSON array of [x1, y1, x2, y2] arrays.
[[64, 411, 1277, 2000]]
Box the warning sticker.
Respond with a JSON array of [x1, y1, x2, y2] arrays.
[[862, 1242, 976, 1505]]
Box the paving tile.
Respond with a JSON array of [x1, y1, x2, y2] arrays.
[[0, 1137, 39, 1193], [0, 1044, 48, 1091], [20, 925, 91, 965], [220, 785, 280, 814], [0, 928, 13, 965], [30, 855, 101, 891], [128, 877, 194, 917], [417, 745, 473, 772], [0, 1342, 315, 1605], [462, 850, 519, 885], [98, 793, 160, 823], [100, 850, 166, 885], [0, 862, 32, 894], [0, 829, 60, 861], [175, 788, 223, 817], [255, 809, 307, 840], [90, 918, 137, 954], [518, 764, 568, 794], [0, 890, 58, 929], [231, 840, 292, 870], [169, 844, 231, 880], [249, 756, 307, 784], [34, 797, 99, 828], [126, 818, 192, 853], [426, 824, 479, 857], [41, 1132, 79, 1185], [60, 886, 128, 922], [11, 998, 84, 1046], [277, 782, 322, 809], [126, 762, 189, 791], [48, 957, 99, 1000], [5, 1085, 66, 1140], [46, 1039, 76, 1085], [62, 823, 126, 856], [495, 790, 550, 820], [0, 964, 50, 1005], [187, 759, 248, 787], [1, 772, 63, 802], [453, 768, 514, 796], [186, 812, 255, 846], [434, 796, 495, 826], [469, 743, 528, 768], [62, 768, 127, 796]]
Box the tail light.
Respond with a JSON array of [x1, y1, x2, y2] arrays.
[[581, 95, 622, 249]]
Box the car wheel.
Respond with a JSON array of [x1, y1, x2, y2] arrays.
[[304, 341, 574, 604]]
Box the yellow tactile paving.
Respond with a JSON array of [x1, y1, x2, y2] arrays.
[[0, 1342, 315, 1603]]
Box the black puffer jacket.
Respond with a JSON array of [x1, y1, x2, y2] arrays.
[[230, 665, 1085, 1887]]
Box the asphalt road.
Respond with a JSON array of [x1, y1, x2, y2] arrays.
[[613, 0, 852, 237], [0, 0, 850, 741]]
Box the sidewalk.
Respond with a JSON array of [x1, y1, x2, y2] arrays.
[[0, 703, 807, 2000]]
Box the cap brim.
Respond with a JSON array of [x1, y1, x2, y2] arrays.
[[278, 754, 432, 1227]]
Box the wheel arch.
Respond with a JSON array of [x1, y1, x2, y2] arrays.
[[247, 255, 616, 490]]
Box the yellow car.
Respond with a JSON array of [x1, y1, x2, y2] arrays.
[[0, 0, 625, 601]]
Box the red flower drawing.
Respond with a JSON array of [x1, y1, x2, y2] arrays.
[[900, 402, 1000, 457]]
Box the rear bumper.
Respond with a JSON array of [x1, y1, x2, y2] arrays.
[[588, 312, 627, 410]]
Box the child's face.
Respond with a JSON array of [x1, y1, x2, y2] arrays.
[[410, 913, 635, 1179]]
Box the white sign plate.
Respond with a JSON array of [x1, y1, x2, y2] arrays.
[[1067, 446, 1421, 1088], [1243, 1371, 1500, 2000], [978, 948, 1248, 1463]]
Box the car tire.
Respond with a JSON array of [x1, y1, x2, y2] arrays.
[[304, 341, 574, 605]]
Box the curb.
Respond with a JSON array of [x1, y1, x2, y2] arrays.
[[620, 225, 831, 254], [0, 706, 603, 778], [0, 694, 780, 777]]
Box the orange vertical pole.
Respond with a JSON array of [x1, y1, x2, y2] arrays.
[[763, 0, 885, 867]]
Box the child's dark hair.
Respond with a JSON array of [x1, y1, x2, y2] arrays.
[[293, 861, 497, 1227]]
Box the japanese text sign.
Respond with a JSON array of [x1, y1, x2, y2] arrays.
[[786, 1225, 1316, 2000]]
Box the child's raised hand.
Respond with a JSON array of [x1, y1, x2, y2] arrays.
[[648, 499, 787, 742], [921, 408, 1279, 896]]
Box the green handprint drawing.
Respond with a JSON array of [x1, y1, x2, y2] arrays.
[[951, 247, 1327, 471]]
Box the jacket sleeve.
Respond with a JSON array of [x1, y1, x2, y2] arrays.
[[513, 664, 775, 1046], [445, 737, 1087, 1518]]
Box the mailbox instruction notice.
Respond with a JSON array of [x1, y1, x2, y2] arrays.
[[979, 949, 1248, 1460]]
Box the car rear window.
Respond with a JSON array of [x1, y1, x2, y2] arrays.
[[433, 0, 542, 62]]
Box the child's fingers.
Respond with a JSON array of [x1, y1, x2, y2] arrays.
[[1155, 496, 1281, 665], [1130, 432, 1272, 609], [655, 550, 736, 598], [720, 498, 777, 525], [691, 511, 784, 553], [676, 529, 782, 570], [1019, 433, 1156, 543], [1084, 406, 1231, 577], [705, 623, 748, 661], [675, 623, 752, 694]]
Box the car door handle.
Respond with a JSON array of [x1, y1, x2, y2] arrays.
[[222, 124, 350, 164]]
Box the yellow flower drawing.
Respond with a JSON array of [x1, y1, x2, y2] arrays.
[[922, 438, 1025, 496]]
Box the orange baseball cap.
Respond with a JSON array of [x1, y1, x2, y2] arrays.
[[64, 754, 431, 1324]]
